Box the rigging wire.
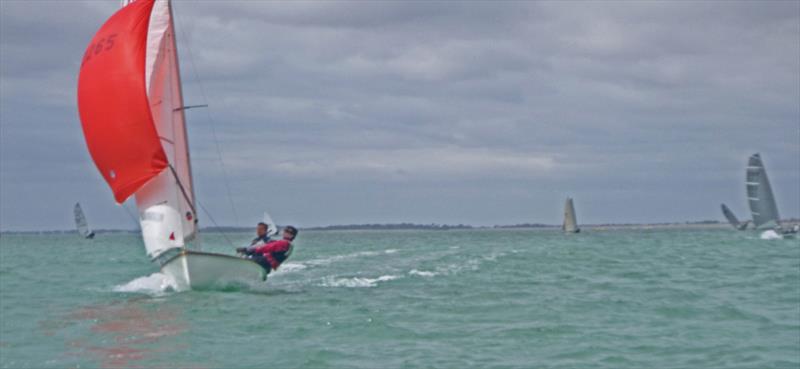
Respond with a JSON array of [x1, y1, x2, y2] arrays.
[[173, 6, 241, 229], [121, 201, 141, 231], [198, 201, 237, 248]]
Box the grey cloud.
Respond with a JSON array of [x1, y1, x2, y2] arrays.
[[1, 0, 798, 230]]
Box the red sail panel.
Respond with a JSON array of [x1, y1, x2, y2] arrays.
[[77, 0, 166, 204]]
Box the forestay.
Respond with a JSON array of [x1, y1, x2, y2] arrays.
[[131, 0, 197, 258]]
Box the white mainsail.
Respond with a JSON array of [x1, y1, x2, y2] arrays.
[[127, 0, 197, 259], [562, 197, 580, 233], [74, 202, 95, 239], [746, 153, 780, 230]]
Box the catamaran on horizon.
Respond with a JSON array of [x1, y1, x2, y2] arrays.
[[745, 153, 797, 238]]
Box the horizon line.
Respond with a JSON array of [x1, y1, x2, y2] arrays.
[[8, 219, 800, 234]]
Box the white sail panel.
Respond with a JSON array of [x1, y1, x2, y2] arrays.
[[263, 211, 278, 237], [134, 0, 197, 258], [74, 202, 94, 238], [746, 153, 780, 229], [563, 197, 580, 233]]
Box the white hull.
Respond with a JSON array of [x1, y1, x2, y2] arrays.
[[759, 229, 798, 240], [161, 250, 267, 290], [760, 230, 782, 240]]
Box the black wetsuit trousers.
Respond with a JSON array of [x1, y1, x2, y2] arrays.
[[250, 254, 272, 274]]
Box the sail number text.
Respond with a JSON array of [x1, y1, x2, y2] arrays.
[[82, 34, 118, 66]]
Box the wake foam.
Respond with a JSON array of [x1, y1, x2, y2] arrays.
[[273, 262, 307, 274], [113, 273, 180, 295], [304, 249, 398, 266], [760, 230, 783, 240], [409, 269, 438, 277], [320, 275, 400, 288], [408, 252, 503, 278]]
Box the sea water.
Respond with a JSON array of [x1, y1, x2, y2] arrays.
[[0, 229, 798, 368]]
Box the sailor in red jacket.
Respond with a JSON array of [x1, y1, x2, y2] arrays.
[[237, 226, 297, 273]]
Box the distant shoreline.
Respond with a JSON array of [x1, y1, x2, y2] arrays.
[[3, 219, 798, 234]]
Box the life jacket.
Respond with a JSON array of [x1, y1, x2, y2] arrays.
[[271, 243, 293, 264], [251, 235, 270, 246]]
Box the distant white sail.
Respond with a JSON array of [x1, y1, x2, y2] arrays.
[[74, 202, 95, 239], [563, 197, 580, 233], [263, 211, 278, 237], [746, 153, 780, 230]]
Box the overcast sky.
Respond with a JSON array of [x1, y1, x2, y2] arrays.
[[1, 0, 798, 231]]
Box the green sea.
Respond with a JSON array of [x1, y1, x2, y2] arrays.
[[0, 229, 798, 368]]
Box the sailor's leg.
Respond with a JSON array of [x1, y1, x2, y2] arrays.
[[250, 254, 272, 273]]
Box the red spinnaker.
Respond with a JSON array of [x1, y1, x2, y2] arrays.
[[77, 0, 166, 203]]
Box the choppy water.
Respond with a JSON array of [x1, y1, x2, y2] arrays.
[[1, 229, 798, 368]]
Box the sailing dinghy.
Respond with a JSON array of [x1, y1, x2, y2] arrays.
[[77, 0, 267, 289], [745, 153, 797, 238], [74, 202, 95, 239], [562, 197, 580, 233]]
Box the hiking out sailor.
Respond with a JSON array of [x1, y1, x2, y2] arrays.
[[249, 222, 271, 248], [237, 226, 297, 273]]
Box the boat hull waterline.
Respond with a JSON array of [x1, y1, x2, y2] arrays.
[[160, 250, 267, 290]]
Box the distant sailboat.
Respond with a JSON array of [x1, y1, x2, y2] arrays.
[[720, 204, 748, 230], [562, 197, 580, 233], [74, 203, 95, 239], [746, 154, 780, 229], [745, 153, 797, 237], [262, 211, 279, 237], [78, 0, 267, 289]]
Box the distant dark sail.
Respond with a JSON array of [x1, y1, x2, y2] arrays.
[[746, 153, 780, 229], [721, 203, 748, 230]]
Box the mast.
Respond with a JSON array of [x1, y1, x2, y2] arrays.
[[133, 0, 198, 259]]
